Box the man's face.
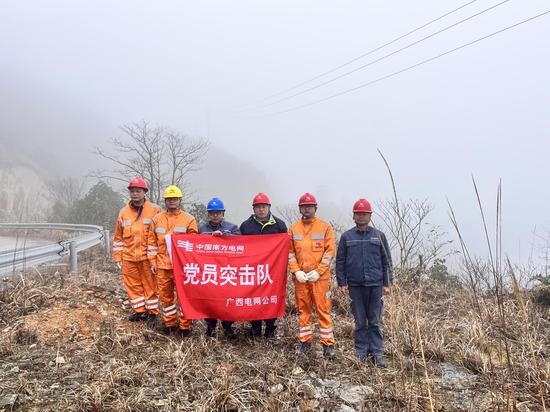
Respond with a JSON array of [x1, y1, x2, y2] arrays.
[[165, 197, 181, 210], [253, 204, 270, 220], [299, 205, 317, 220], [129, 188, 146, 203], [208, 210, 224, 225], [353, 212, 372, 226]]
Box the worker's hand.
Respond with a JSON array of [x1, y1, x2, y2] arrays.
[[339, 285, 348, 295], [212, 230, 223, 237], [115, 262, 122, 272], [382, 286, 391, 295], [151, 264, 157, 275], [294, 271, 308, 283], [306, 270, 320, 282]]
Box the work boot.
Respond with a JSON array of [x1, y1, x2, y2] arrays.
[[158, 325, 179, 335], [128, 312, 146, 322], [247, 327, 263, 338], [372, 355, 388, 369], [178, 329, 191, 338], [224, 327, 238, 340], [298, 342, 311, 355], [145, 314, 157, 329], [322, 345, 336, 360], [264, 327, 276, 340], [358, 353, 370, 363]]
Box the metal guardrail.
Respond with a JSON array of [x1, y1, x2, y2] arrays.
[[0, 223, 110, 275]]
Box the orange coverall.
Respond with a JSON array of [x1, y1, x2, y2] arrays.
[[148, 210, 198, 330], [113, 200, 161, 314], [289, 217, 336, 346]]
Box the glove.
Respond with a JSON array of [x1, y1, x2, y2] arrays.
[[306, 270, 320, 282], [115, 262, 122, 271], [294, 270, 308, 283]]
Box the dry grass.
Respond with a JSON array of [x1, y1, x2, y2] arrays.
[[0, 252, 549, 411]]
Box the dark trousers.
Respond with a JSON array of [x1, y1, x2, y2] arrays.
[[250, 318, 276, 333], [205, 318, 234, 332], [348, 286, 383, 356]]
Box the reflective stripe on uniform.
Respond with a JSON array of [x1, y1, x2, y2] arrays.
[[146, 304, 158, 310], [147, 252, 157, 256], [113, 241, 124, 246], [319, 327, 333, 333], [132, 301, 145, 309], [130, 296, 145, 303], [299, 325, 313, 337], [146, 299, 158, 304], [322, 259, 332, 265], [173, 227, 187, 233], [143, 218, 152, 224], [113, 247, 124, 251], [164, 309, 177, 316], [122, 219, 132, 227], [147, 246, 158, 250], [162, 304, 176, 312], [155, 227, 165, 234], [293, 234, 303, 241], [320, 333, 334, 339], [311, 233, 325, 240]]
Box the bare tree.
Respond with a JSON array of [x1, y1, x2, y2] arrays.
[[46, 177, 84, 208], [275, 204, 300, 226], [92, 121, 209, 204], [376, 198, 448, 272]]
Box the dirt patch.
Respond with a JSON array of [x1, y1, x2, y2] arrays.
[[24, 304, 116, 344]]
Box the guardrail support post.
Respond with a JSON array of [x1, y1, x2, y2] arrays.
[[69, 241, 78, 273], [103, 230, 111, 256]]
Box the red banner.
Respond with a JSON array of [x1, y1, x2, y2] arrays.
[[169, 233, 290, 321]]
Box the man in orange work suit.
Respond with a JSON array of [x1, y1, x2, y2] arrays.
[[113, 177, 161, 324], [288, 193, 336, 359], [147, 185, 198, 337]]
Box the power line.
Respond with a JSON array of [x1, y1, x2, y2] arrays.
[[241, 0, 480, 107], [264, 10, 549, 116], [256, 0, 511, 109]]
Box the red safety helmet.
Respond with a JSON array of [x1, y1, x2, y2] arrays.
[[252, 192, 271, 206], [298, 192, 317, 206], [353, 198, 373, 213], [128, 176, 149, 192]]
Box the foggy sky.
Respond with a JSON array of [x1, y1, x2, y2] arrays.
[[1, 0, 549, 264]]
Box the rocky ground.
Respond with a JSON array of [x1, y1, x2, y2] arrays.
[[0, 251, 548, 411]]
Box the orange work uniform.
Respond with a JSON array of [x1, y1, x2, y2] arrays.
[[148, 210, 198, 330], [113, 200, 161, 314], [289, 217, 336, 346]]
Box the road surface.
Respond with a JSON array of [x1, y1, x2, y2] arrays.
[[0, 236, 51, 253]]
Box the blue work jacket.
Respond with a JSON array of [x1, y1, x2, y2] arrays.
[[336, 226, 393, 287], [199, 220, 241, 236]]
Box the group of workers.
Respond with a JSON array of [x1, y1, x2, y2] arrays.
[[113, 177, 393, 368]]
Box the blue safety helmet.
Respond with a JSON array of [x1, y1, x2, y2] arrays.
[[207, 197, 225, 211]]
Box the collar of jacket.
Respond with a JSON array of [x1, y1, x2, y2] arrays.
[[354, 225, 371, 233], [253, 214, 276, 229], [206, 219, 224, 230], [166, 209, 183, 216], [129, 200, 145, 210], [300, 216, 318, 225]]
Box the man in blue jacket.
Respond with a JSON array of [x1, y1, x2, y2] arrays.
[[199, 197, 241, 338], [239, 192, 288, 339], [336, 198, 393, 368]]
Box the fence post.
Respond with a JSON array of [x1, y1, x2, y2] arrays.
[[69, 241, 78, 274], [103, 230, 111, 256]]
